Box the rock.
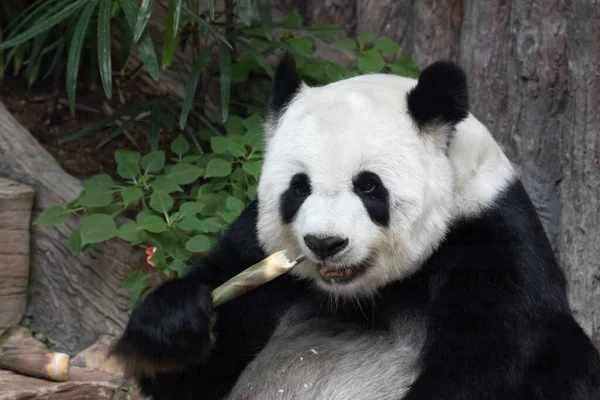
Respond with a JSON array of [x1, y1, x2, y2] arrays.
[[0, 179, 34, 337], [0, 368, 139, 400]]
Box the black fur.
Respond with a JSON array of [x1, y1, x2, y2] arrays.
[[279, 173, 311, 223], [113, 178, 600, 400], [407, 61, 469, 129], [271, 52, 302, 115], [352, 171, 390, 226]]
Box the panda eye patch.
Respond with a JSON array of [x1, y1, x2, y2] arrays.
[[353, 171, 390, 226]]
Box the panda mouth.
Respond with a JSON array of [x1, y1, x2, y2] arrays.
[[317, 260, 370, 284]]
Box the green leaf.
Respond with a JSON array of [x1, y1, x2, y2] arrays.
[[121, 187, 143, 206], [226, 196, 246, 214], [167, 163, 204, 184], [115, 149, 142, 165], [134, 0, 155, 41], [180, 43, 215, 129], [282, 9, 302, 29], [357, 29, 375, 48], [237, 40, 274, 79], [121, 0, 159, 79], [207, 0, 215, 20], [219, 43, 231, 123], [185, 234, 211, 252], [117, 162, 140, 179], [137, 212, 167, 233], [150, 190, 174, 214], [171, 134, 190, 156], [169, 258, 189, 277], [226, 115, 245, 135], [0, 0, 86, 51], [151, 176, 183, 193], [228, 138, 247, 158], [141, 151, 165, 173], [34, 206, 68, 226], [217, 211, 239, 224], [98, 0, 113, 99], [205, 158, 232, 178], [247, 183, 258, 200], [243, 113, 263, 130], [334, 38, 357, 51], [69, 228, 82, 255], [357, 49, 385, 73], [373, 36, 400, 54], [122, 271, 150, 306], [242, 160, 262, 179], [66, 1, 97, 113], [77, 187, 114, 207], [80, 214, 118, 245], [389, 56, 420, 78], [200, 217, 224, 232], [179, 202, 206, 217], [177, 216, 203, 231], [256, 0, 273, 41], [289, 36, 314, 54], [211, 136, 228, 154], [82, 174, 115, 191], [116, 222, 148, 244], [238, 0, 253, 26], [162, 0, 182, 67]]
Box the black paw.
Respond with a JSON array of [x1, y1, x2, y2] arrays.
[[109, 278, 216, 378]]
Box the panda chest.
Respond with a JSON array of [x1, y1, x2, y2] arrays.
[[227, 309, 424, 400]]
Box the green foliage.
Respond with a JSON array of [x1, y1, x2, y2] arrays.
[[23, 2, 420, 306]]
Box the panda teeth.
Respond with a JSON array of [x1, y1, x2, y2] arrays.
[[319, 268, 354, 278]]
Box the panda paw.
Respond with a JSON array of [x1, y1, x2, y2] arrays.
[[109, 278, 217, 379]]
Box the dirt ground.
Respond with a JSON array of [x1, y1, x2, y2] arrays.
[[0, 73, 170, 181]]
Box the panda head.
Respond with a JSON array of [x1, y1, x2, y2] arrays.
[[256, 53, 479, 297]]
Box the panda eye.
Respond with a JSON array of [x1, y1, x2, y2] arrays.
[[290, 173, 311, 196], [356, 180, 376, 194]]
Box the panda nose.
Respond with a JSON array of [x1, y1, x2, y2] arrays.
[[304, 235, 349, 258]]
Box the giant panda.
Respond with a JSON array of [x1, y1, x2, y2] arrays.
[[110, 53, 600, 400]]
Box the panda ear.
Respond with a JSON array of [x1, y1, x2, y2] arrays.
[[271, 52, 303, 115], [407, 61, 469, 130]]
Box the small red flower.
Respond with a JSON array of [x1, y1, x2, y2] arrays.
[[146, 246, 157, 267]]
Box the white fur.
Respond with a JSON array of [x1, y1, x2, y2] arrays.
[[257, 73, 515, 297]]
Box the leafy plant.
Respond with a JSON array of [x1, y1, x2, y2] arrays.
[[35, 121, 264, 304]]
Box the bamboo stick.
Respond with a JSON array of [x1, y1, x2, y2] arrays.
[[0, 346, 70, 382]]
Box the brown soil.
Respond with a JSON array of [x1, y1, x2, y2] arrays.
[[0, 74, 170, 181]]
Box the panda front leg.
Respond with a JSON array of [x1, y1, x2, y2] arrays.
[[110, 203, 307, 400]]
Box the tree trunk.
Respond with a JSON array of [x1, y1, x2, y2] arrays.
[[0, 102, 150, 355], [271, 0, 600, 346]]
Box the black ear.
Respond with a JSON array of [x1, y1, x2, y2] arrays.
[[407, 61, 469, 129], [271, 52, 302, 114]]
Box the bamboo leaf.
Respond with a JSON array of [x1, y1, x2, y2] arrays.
[[207, 0, 215, 20], [237, 40, 273, 79], [162, 0, 182, 68], [238, 0, 253, 27], [121, 0, 160, 79], [24, 29, 49, 87], [256, 0, 273, 41], [0, 0, 86, 51], [134, 0, 155, 42], [66, 1, 98, 114], [98, 0, 113, 99], [179, 42, 215, 129], [219, 42, 231, 123], [184, 9, 232, 49]]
